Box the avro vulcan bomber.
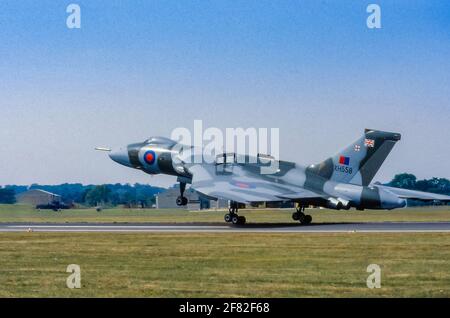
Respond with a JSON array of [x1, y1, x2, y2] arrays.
[[97, 129, 450, 225]]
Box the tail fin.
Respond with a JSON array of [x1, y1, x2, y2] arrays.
[[308, 129, 401, 186]]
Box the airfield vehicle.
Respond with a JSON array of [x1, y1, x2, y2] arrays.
[[36, 200, 71, 212]]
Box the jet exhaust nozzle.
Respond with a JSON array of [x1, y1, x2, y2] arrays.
[[327, 197, 351, 210]]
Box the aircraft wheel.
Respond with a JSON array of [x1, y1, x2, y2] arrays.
[[176, 196, 188, 206], [231, 215, 240, 225], [224, 213, 232, 223], [298, 213, 305, 223], [292, 212, 300, 221], [301, 215, 312, 225]]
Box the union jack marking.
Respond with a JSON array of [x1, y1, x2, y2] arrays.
[[364, 138, 375, 148]]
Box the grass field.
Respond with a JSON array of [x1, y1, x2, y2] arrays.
[[1, 205, 449, 297], [0, 232, 449, 297], [1, 204, 450, 223]]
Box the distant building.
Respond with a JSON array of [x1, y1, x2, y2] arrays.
[[249, 201, 295, 209], [156, 186, 228, 210], [266, 201, 295, 208], [209, 198, 230, 210], [16, 189, 61, 206]]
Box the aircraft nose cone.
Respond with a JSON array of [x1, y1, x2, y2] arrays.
[[109, 148, 131, 167]]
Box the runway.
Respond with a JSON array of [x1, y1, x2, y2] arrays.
[[1, 222, 450, 233]]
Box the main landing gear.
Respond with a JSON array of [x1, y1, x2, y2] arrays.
[[224, 201, 246, 225], [292, 206, 312, 225], [176, 182, 188, 206]]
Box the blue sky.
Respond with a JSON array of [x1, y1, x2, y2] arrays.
[[0, 1, 449, 186]]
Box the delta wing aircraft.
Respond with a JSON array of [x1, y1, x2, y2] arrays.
[[97, 129, 450, 225]]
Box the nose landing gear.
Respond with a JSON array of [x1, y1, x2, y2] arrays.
[[292, 206, 312, 225], [224, 201, 246, 225], [176, 182, 188, 206]]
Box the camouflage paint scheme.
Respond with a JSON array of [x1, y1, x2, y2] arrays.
[[107, 130, 450, 210]]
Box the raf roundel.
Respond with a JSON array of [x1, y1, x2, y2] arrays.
[[143, 150, 156, 165]]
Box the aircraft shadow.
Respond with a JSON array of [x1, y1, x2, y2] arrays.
[[233, 222, 362, 228]]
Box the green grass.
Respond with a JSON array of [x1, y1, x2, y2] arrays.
[[0, 232, 449, 297], [0, 204, 449, 223]]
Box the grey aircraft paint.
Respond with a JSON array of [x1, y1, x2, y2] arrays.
[[103, 129, 450, 217]]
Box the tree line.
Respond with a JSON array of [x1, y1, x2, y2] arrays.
[[387, 174, 450, 195], [1, 174, 449, 206], [0, 183, 165, 207]]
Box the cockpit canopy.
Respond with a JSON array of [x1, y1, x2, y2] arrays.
[[144, 136, 177, 147]]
